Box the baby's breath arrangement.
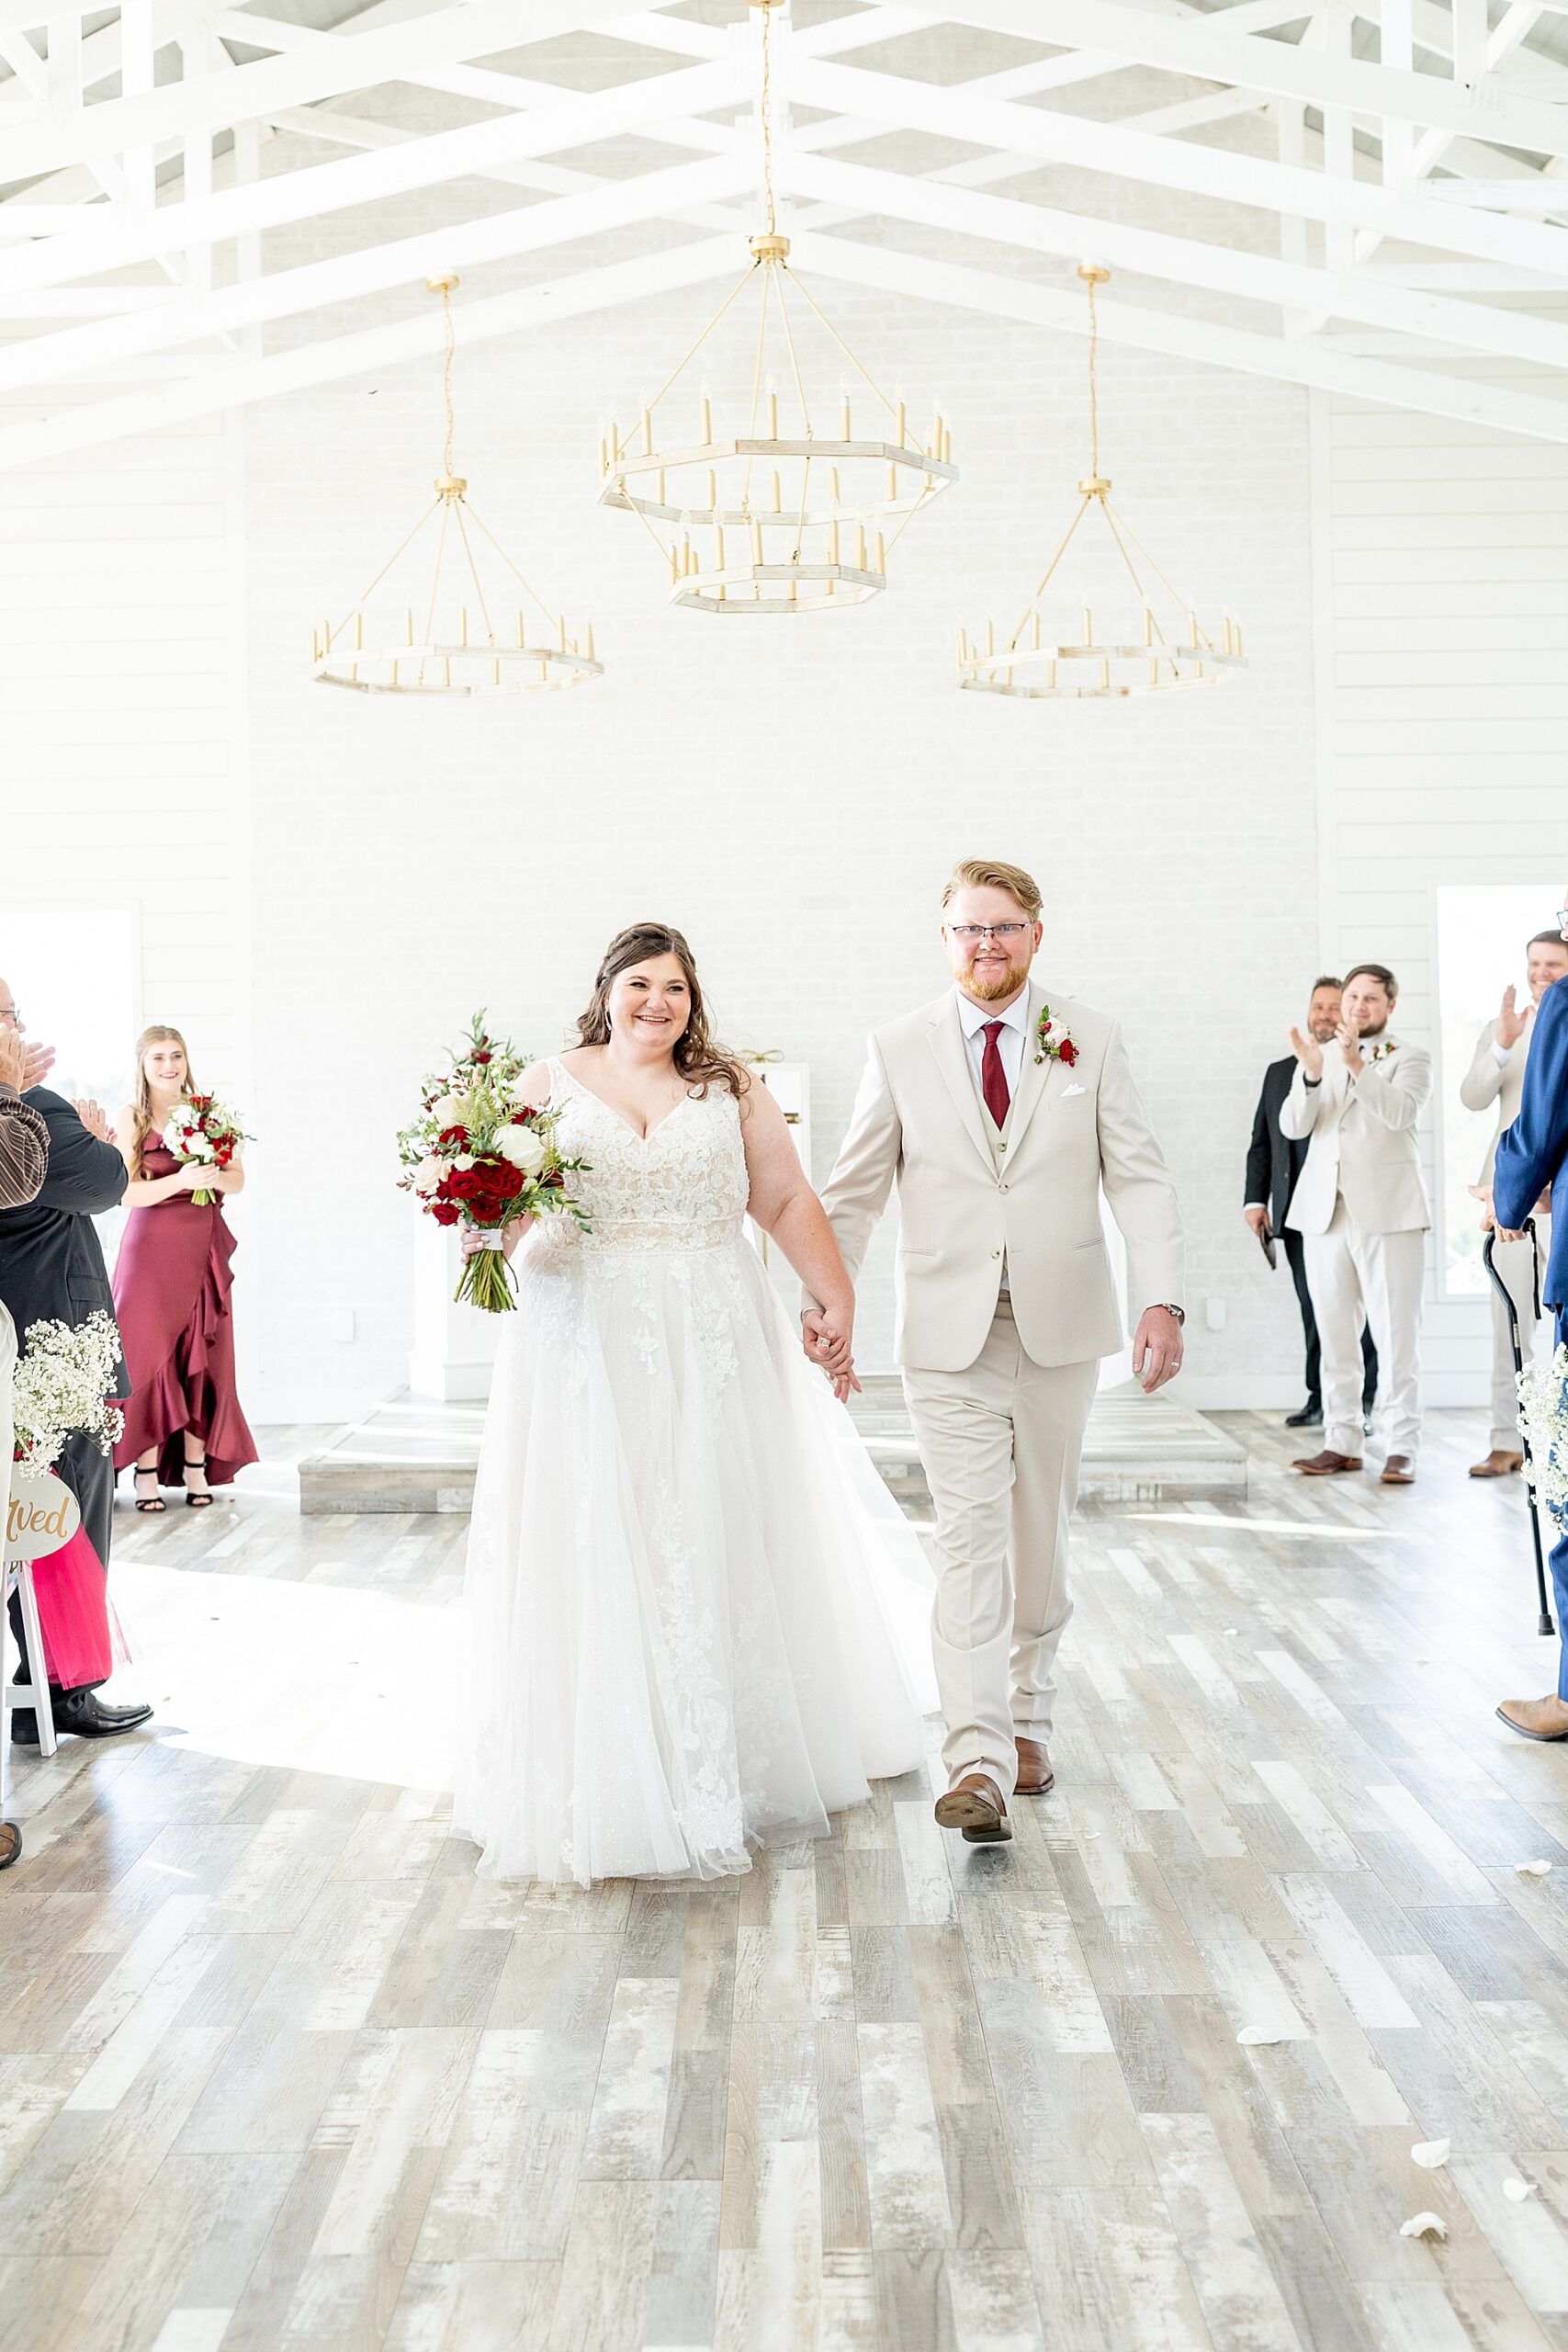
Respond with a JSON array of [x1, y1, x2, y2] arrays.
[[12, 1313, 125, 1472], [1519, 1344, 1568, 1530]]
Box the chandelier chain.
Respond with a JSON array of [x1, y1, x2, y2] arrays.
[[760, 0, 777, 240], [1087, 269, 1100, 483], [439, 278, 457, 482]]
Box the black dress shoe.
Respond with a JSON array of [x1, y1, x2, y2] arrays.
[[1284, 1404, 1323, 1428], [12, 1690, 153, 1745]]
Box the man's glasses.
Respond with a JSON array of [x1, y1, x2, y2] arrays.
[[0, 1006, 18, 1027], [947, 923, 1032, 943]]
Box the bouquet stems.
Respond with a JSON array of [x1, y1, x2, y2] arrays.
[[456, 1241, 516, 1314], [191, 1187, 216, 1206]]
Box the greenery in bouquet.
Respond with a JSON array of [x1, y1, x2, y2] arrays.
[[1519, 1344, 1568, 1530], [397, 1012, 591, 1312], [12, 1312, 126, 1471]]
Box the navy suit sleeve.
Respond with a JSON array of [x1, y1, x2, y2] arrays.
[[1495, 982, 1568, 1230], [1244, 1075, 1271, 1206], [28, 1091, 129, 1217]]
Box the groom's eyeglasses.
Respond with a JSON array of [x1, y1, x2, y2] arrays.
[[947, 923, 1031, 943]]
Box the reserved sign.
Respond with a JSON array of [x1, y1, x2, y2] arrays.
[[5, 1470, 81, 1563]]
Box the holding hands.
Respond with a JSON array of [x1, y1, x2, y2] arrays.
[[801, 1305, 863, 1404]]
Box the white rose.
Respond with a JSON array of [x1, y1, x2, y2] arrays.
[[454, 1153, 475, 1172], [496, 1125, 547, 1177], [433, 1092, 468, 1129], [414, 1154, 443, 1193]]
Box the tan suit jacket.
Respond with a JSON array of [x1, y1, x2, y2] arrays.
[[815, 981, 1184, 1373], [1460, 1011, 1535, 1184], [1280, 1035, 1433, 1237]]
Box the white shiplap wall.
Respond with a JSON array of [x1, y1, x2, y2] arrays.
[[1311, 383, 1568, 1401], [0, 401, 257, 1389]]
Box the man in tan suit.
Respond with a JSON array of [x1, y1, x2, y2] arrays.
[[1282, 962, 1432, 1486], [806, 859, 1184, 1846], [1461, 927, 1568, 1478]]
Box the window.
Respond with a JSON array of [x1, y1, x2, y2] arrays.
[[1435, 886, 1560, 1298]]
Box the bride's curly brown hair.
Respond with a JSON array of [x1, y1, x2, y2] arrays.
[[576, 923, 750, 1101]]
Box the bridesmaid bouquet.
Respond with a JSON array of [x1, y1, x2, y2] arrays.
[[397, 1012, 590, 1313], [12, 1312, 125, 1470], [166, 1093, 250, 1205]]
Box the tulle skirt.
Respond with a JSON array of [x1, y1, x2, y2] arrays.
[[452, 1232, 936, 1885]]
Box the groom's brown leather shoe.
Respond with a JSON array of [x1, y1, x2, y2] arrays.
[[933, 1773, 1011, 1843], [1015, 1737, 1054, 1796], [1497, 1693, 1568, 1741], [1292, 1450, 1362, 1476]]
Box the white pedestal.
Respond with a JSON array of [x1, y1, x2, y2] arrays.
[[407, 1217, 502, 1402]]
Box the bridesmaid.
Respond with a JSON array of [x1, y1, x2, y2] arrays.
[[111, 1025, 258, 1510]]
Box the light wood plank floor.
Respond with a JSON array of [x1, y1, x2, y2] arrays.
[[5, 1408, 1568, 2352]]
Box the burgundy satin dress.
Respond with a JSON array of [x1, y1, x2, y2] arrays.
[[111, 1132, 259, 1489]]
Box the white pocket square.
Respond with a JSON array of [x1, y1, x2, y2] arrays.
[[1061, 1082, 1087, 1098]]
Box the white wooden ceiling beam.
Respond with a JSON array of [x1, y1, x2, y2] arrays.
[[0, 154, 755, 387], [0, 55, 750, 291], [0, 0, 698, 178], [792, 230, 1568, 442], [784, 54, 1568, 276], [0, 230, 741, 469], [779, 151, 1568, 368], [895, 0, 1568, 150]]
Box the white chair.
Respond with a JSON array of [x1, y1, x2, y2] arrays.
[[0, 1560, 57, 1774]]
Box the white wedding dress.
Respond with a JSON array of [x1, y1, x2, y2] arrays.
[[452, 1057, 937, 1885]]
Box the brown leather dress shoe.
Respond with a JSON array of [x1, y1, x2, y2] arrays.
[[1015, 1736, 1055, 1796], [1292, 1450, 1363, 1476], [1496, 1694, 1568, 1741], [933, 1772, 1012, 1843], [1380, 1456, 1416, 1485], [1472, 1450, 1524, 1478]]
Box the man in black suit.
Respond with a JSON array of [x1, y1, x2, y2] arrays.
[[0, 976, 151, 1742], [1245, 976, 1378, 1430]]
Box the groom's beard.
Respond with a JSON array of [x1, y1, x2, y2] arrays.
[[959, 954, 1032, 1004]]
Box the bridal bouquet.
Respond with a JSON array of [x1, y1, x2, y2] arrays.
[[12, 1312, 125, 1472], [397, 1012, 590, 1312], [1519, 1345, 1568, 1529], [166, 1093, 250, 1205]]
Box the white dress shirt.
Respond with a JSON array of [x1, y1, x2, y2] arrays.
[[956, 986, 1030, 1122]]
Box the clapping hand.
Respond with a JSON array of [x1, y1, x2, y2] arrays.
[[1287, 1025, 1323, 1082], [22, 1041, 54, 1090], [73, 1098, 108, 1142], [1498, 983, 1528, 1050], [0, 1028, 27, 1091], [1335, 1020, 1363, 1075]]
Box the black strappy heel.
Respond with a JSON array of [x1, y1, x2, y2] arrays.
[[184, 1451, 215, 1509], [133, 1467, 165, 1513]]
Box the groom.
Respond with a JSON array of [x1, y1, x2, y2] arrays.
[[806, 859, 1185, 1844]]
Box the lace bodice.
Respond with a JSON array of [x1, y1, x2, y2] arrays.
[[533, 1056, 750, 1259]]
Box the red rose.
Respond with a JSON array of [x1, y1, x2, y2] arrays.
[[431, 1203, 459, 1227], [470, 1049, 492, 1066], [1059, 1039, 1079, 1066]]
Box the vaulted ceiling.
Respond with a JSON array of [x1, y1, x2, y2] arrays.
[[4, 0, 1568, 472]]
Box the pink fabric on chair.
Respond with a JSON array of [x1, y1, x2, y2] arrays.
[[28, 1521, 126, 1689]]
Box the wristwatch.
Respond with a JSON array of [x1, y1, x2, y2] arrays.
[[1157, 1304, 1186, 1325]]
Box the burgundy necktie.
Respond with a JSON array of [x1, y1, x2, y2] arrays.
[[980, 1020, 1010, 1132]]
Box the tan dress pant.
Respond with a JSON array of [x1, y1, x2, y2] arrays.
[[902, 1295, 1099, 1796]]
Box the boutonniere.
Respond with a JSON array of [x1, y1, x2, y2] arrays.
[[1034, 1006, 1080, 1068], [1370, 1039, 1399, 1064]]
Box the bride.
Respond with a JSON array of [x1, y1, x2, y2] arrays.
[[452, 922, 936, 1885]]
